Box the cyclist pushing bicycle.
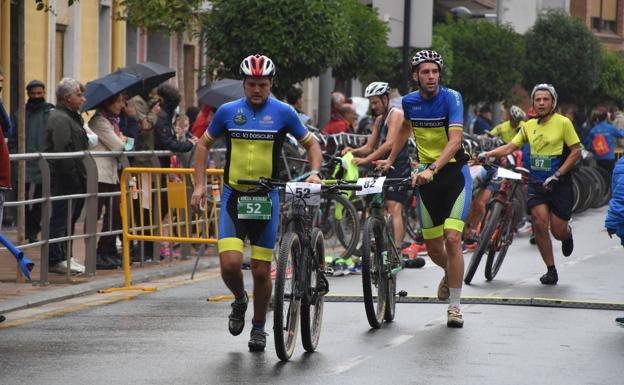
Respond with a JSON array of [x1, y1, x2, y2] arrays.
[[378, 50, 471, 328], [342, 81, 418, 265], [480, 83, 581, 285], [191, 54, 322, 352]]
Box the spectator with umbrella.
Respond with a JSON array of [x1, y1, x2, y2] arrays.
[[119, 62, 176, 143], [88, 91, 128, 270]]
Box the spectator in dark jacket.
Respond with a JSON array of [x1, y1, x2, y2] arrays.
[[43, 77, 89, 274], [154, 83, 198, 167], [9, 80, 54, 242]]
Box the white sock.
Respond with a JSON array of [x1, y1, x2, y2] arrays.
[[449, 288, 461, 308]]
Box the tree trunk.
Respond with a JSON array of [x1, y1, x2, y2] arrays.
[[176, 32, 185, 114]]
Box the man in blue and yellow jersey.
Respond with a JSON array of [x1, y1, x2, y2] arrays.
[[191, 54, 322, 352], [379, 50, 471, 328], [482, 84, 581, 285]]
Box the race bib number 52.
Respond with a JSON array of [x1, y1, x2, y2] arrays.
[[237, 196, 272, 220]]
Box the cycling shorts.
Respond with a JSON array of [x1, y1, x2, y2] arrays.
[[383, 159, 411, 204], [217, 185, 279, 262], [527, 177, 573, 221], [416, 162, 472, 239]]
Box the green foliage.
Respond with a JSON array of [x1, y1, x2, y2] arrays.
[[358, 34, 453, 94], [118, 0, 204, 35], [35, 0, 77, 13], [201, 0, 348, 98], [595, 48, 624, 106], [523, 10, 601, 105], [332, 0, 390, 83], [435, 19, 524, 106]]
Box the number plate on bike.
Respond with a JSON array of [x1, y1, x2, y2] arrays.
[[237, 196, 272, 220], [530, 155, 552, 172], [356, 177, 386, 196], [285, 182, 321, 206]]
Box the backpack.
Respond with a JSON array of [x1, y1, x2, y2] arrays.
[[592, 134, 609, 156]]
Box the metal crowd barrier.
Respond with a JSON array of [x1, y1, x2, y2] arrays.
[[1, 149, 225, 285], [101, 167, 223, 293]]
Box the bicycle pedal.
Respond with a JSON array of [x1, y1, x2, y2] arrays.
[[398, 290, 408, 297]]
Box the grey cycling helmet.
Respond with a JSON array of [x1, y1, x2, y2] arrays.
[[411, 50, 444, 71], [509, 105, 526, 122], [364, 82, 390, 98], [531, 83, 558, 114]]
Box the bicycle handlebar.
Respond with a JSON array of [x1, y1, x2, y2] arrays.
[[237, 178, 363, 191]]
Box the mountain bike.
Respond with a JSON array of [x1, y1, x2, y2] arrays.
[[238, 178, 360, 361], [464, 164, 531, 284], [357, 177, 412, 328]]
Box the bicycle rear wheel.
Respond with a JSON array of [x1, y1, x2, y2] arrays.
[[464, 200, 503, 285], [301, 228, 326, 353], [484, 206, 514, 281], [274, 231, 301, 361], [361, 216, 388, 329]]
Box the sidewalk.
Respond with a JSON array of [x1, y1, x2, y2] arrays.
[[0, 225, 220, 314]]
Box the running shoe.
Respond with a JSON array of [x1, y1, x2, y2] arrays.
[[228, 293, 248, 336], [539, 269, 558, 285], [248, 328, 268, 352], [447, 306, 464, 328], [516, 221, 532, 236]]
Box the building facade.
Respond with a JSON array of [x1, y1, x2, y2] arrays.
[[0, 0, 201, 114]]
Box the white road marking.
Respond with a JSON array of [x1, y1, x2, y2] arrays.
[[328, 355, 369, 375], [384, 334, 414, 348]]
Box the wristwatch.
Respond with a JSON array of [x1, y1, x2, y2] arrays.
[[554, 170, 561, 178], [310, 170, 322, 178], [427, 163, 438, 174]]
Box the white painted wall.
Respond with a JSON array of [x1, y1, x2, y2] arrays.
[[498, 0, 569, 34], [372, 0, 433, 48]]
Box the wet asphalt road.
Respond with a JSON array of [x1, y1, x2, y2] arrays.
[[1, 207, 623, 385]]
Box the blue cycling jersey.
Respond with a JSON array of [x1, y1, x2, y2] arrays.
[[402, 86, 468, 164], [204, 97, 313, 190]]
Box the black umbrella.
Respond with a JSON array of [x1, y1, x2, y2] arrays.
[[82, 71, 143, 111], [120, 61, 176, 95], [197, 79, 244, 108]]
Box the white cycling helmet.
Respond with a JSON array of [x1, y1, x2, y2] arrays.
[[531, 83, 558, 114], [509, 105, 526, 122], [364, 82, 390, 98], [239, 54, 276, 78], [411, 50, 444, 71]]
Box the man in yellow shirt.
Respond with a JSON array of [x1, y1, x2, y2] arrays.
[[487, 105, 526, 143], [480, 84, 581, 285]]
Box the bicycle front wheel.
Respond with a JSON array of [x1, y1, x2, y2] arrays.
[[301, 228, 326, 353], [464, 200, 503, 285], [274, 231, 301, 361], [361, 216, 388, 329], [384, 215, 398, 322], [484, 206, 514, 281]]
